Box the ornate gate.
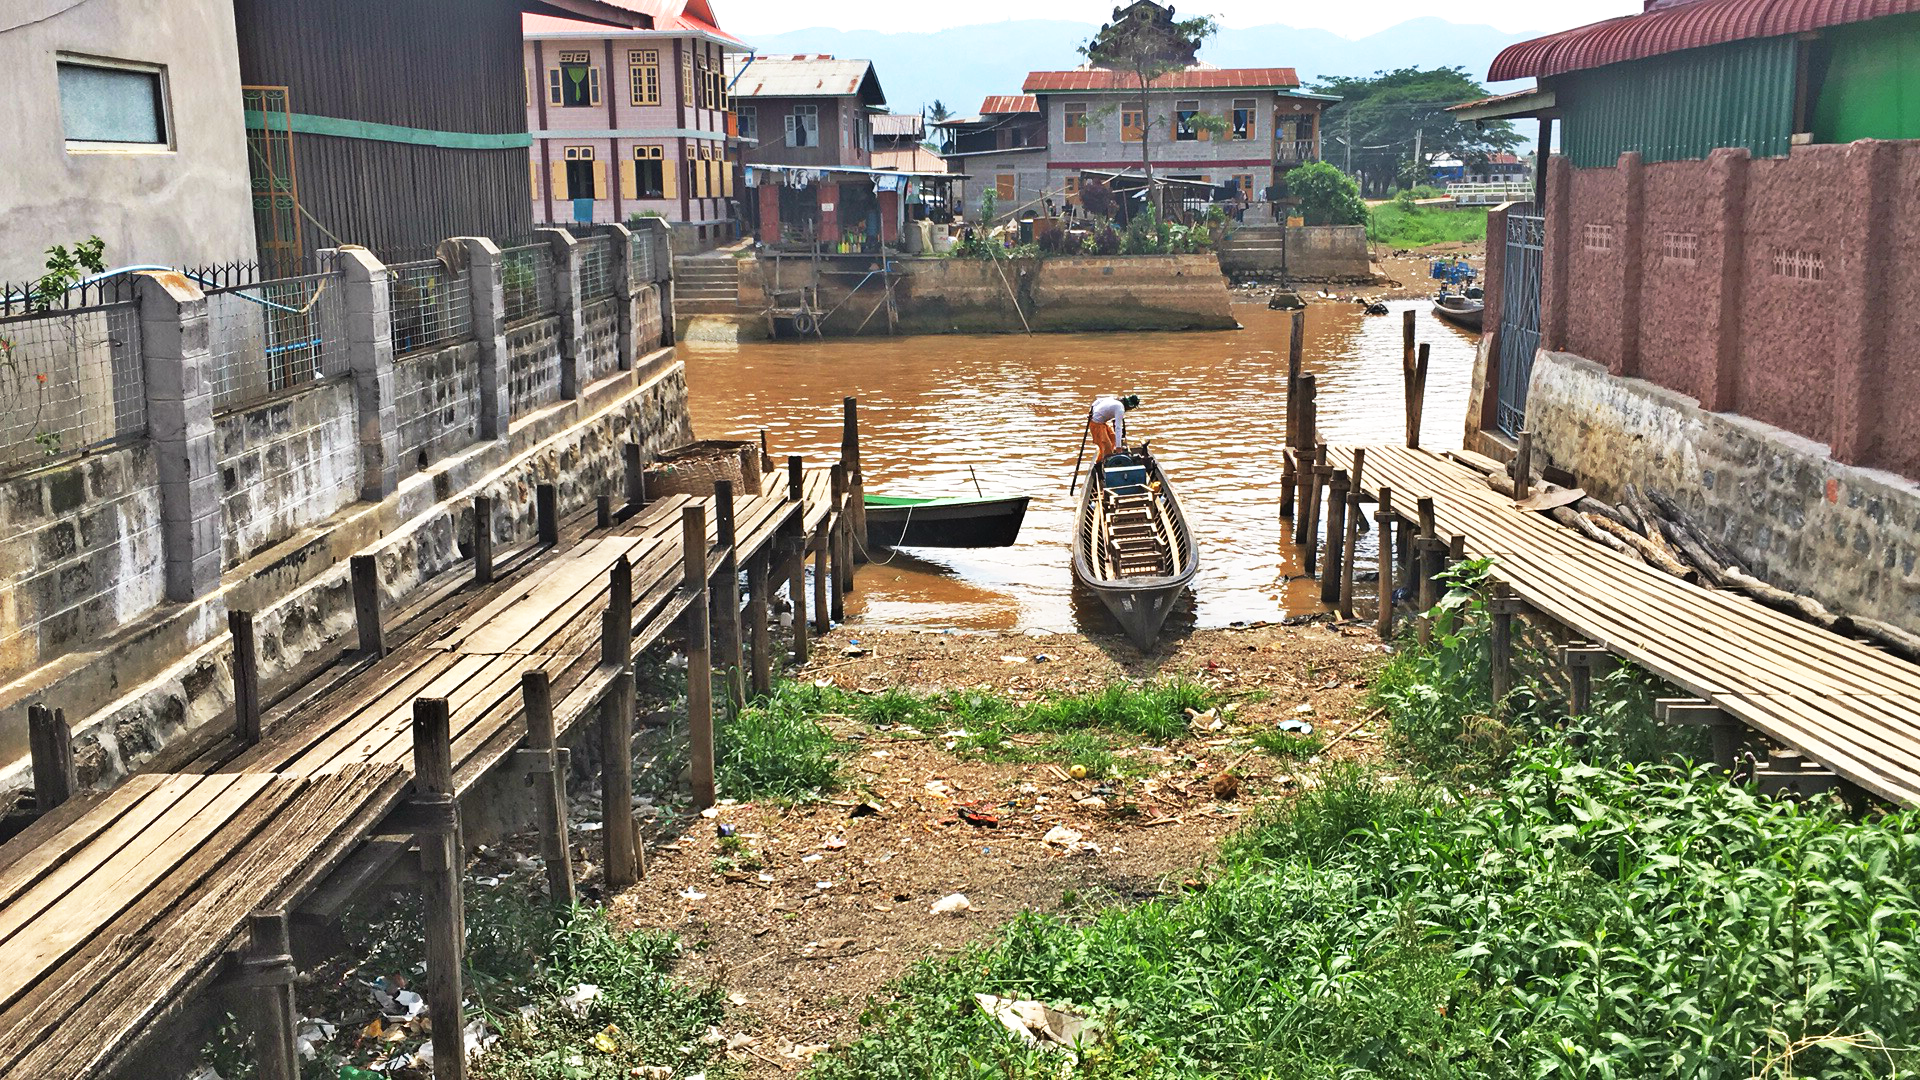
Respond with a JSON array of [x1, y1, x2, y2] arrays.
[[243, 86, 303, 278], [1495, 212, 1544, 437]]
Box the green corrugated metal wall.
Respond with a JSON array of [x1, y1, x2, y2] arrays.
[[1556, 36, 1798, 169], [1812, 13, 1920, 143]]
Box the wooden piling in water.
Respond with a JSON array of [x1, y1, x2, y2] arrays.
[[1303, 444, 1327, 576], [1375, 488, 1395, 641], [785, 456, 809, 665], [1321, 469, 1349, 605], [351, 555, 384, 659], [28, 704, 74, 812], [229, 609, 261, 744], [713, 480, 746, 714], [1280, 308, 1305, 519], [843, 397, 867, 561], [1291, 375, 1318, 545], [683, 504, 715, 810], [830, 465, 849, 620], [1339, 449, 1365, 619], [1406, 343, 1431, 449], [1415, 498, 1438, 646], [520, 671, 576, 905], [748, 549, 773, 696], [409, 697, 466, 1080]]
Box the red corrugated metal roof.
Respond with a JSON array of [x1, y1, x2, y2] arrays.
[[980, 94, 1038, 114], [523, 1, 744, 45], [1490, 0, 1920, 80], [1022, 67, 1300, 92]]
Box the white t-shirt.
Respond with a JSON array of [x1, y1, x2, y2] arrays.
[[1090, 396, 1126, 445]]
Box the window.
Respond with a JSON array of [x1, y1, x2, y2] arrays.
[[635, 145, 665, 198], [738, 106, 757, 141], [1063, 102, 1088, 143], [58, 57, 169, 147], [549, 51, 599, 108], [785, 104, 818, 147], [995, 174, 1015, 201], [1231, 98, 1256, 141], [1175, 100, 1199, 141], [563, 146, 596, 200], [682, 50, 694, 107], [1121, 106, 1144, 142], [1232, 173, 1255, 199], [629, 50, 659, 106]]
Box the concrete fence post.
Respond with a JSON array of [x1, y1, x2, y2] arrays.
[[135, 272, 223, 602], [1615, 151, 1645, 379], [599, 222, 636, 371], [334, 248, 400, 500], [457, 238, 511, 440], [1830, 139, 1895, 468], [537, 227, 583, 400], [1705, 147, 1751, 414], [646, 217, 675, 347]]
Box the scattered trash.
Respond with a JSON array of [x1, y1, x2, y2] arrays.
[[841, 644, 868, 657], [463, 1017, 496, 1059], [930, 893, 972, 915], [956, 805, 999, 828], [1185, 707, 1223, 732], [803, 937, 859, 956], [999, 655, 1030, 664], [924, 780, 952, 797], [727, 992, 750, 1006], [1068, 764, 1089, 780], [1294, 702, 1316, 715], [1210, 772, 1241, 800], [821, 835, 847, 849], [700, 807, 720, 820], [576, 821, 604, 832], [812, 676, 834, 687], [293, 1017, 336, 1060], [815, 880, 834, 890], [848, 801, 884, 818], [726, 1032, 757, 1051], [974, 994, 1102, 1055], [802, 853, 824, 863], [592, 1023, 623, 1052], [1277, 718, 1315, 736], [1033, 653, 1057, 663], [1042, 825, 1083, 847], [716, 823, 737, 838], [786, 1043, 830, 1061], [680, 888, 707, 901]]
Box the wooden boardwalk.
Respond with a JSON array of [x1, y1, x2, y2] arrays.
[[1327, 443, 1920, 806], [0, 449, 854, 1079]]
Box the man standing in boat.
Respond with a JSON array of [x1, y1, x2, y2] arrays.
[[1088, 393, 1140, 461]]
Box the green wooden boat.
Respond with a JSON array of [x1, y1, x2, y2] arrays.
[[863, 493, 1030, 548]]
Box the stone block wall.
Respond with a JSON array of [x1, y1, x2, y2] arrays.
[[1527, 349, 1920, 632], [0, 447, 166, 676], [393, 340, 483, 480], [216, 379, 359, 568], [1284, 226, 1372, 280], [580, 298, 622, 385], [632, 283, 664, 350], [506, 315, 564, 418]]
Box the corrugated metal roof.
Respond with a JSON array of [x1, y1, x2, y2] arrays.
[[1022, 67, 1300, 92], [723, 55, 886, 104], [1490, 0, 1920, 80], [522, 10, 746, 46], [870, 113, 924, 138], [980, 94, 1039, 114]]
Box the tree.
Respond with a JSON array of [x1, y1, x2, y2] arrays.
[[926, 100, 951, 152], [1314, 67, 1521, 196], [1081, 1, 1217, 188], [1284, 162, 1366, 226]]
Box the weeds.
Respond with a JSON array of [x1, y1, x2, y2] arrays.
[[717, 683, 845, 801], [1252, 728, 1325, 760]]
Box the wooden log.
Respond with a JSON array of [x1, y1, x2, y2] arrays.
[[229, 609, 262, 744], [239, 911, 299, 1080], [812, 525, 830, 634], [1406, 342, 1431, 449], [759, 428, 772, 472], [410, 697, 467, 1080], [1513, 430, 1533, 500], [1302, 445, 1328, 576], [684, 504, 716, 810], [747, 549, 773, 695], [1718, 566, 1850, 633], [1291, 375, 1317, 544], [1548, 506, 1633, 555], [1375, 488, 1395, 641], [786, 535, 809, 665], [1847, 615, 1920, 664], [520, 671, 575, 905], [1586, 513, 1696, 580], [1563, 644, 1609, 718], [1489, 583, 1516, 712], [1644, 488, 1748, 573], [787, 455, 804, 502], [351, 554, 385, 659], [713, 479, 746, 713], [1280, 308, 1305, 519], [1339, 450, 1365, 618], [536, 483, 559, 547], [829, 465, 849, 619], [1415, 497, 1438, 647], [601, 665, 638, 888], [473, 495, 494, 585], [596, 494, 612, 529], [1621, 485, 1686, 563], [1321, 469, 1349, 604], [604, 556, 633, 664], [623, 442, 644, 508], [27, 703, 75, 812], [843, 397, 868, 560]]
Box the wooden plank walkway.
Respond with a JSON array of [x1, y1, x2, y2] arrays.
[[0, 459, 848, 1079], [1331, 443, 1920, 806]]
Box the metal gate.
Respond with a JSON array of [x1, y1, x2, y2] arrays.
[[243, 86, 303, 278], [1495, 212, 1544, 437]]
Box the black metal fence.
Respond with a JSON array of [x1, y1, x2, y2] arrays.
[[499, 244, 555, 326]]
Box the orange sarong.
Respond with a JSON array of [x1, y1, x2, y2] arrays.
[[1089, 420, 1118, 461]]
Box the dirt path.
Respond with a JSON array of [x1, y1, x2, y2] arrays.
[[609, 622, 1389, 1074]]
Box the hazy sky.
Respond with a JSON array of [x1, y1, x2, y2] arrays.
[[713, 0, 1639, 37]]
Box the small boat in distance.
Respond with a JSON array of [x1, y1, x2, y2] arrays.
[[864, 493, 1030, 548], [1072, 446, 1199, 649], [1432, 291, 1484, 332]]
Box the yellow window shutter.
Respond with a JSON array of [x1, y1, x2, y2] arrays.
[[722, 164, 734, 197], [620, 160, 638, 200], [662, 158, 678, 200], [593, 160, 608, 200], [530, 161, 540, 200], [550, 160, 568, 198]]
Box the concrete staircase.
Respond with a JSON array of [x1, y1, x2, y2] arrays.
[[672, 255, 742, 315], [1215, 225, 1288, 278]]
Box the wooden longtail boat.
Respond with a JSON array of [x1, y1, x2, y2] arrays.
[[1072, 446, 1198, 649], [863, 493, 1030, 548], [1432, 293, 1484, 331]]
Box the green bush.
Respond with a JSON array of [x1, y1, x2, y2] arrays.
[[1284, 161, 1366, 226]]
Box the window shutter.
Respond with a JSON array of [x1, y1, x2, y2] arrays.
[[548, 70, 561, 106], [722, 163, 734, 197], [620, 160, 637, 200], [531, 160, 541, 200], [662, 158, 678, 200], [593, 160, 608, 200], [550, 160, 567, 196], [784, 114, 797, 147], [589, 68, 601, 106]]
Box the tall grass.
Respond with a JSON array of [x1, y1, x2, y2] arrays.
[[718, 682, 846, 801], [1367, 203, 1488, 249]]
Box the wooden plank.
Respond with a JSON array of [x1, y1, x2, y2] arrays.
[[0, 779, 164, 911]]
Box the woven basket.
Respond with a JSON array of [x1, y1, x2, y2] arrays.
[[643, 439, 762, 498]]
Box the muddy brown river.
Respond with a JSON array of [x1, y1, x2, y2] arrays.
[[684, 300, 1478, 635]]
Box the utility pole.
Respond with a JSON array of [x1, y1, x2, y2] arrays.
[[1413, 126, 1423, 184], [1344, 111, 1352, 174]]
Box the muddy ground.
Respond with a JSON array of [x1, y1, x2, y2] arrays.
[[608, 622, 1390, 1075]]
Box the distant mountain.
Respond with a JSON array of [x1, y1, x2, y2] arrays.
[[738, 17, 1536, 120]]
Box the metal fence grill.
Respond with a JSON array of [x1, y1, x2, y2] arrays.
[[500, 244, 555, 325], [207, 271, 348, 414], [578, 237, 616, 302], [0, 302, 145, 475], [629, 229, 661, 285], [387, 259, 474, 356]]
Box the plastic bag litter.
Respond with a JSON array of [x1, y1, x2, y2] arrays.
[[930, 893, 971, 915], [975, 994, 1102, 1056], [560, 983, 603, 1018]]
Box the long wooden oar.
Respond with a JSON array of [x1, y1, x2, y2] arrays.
[[1068, 405, 1096, 495]]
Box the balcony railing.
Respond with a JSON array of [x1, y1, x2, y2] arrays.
[[1274, 139, 1319, 166]]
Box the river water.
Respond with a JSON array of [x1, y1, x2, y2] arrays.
[[683, 299, 1478, 635]]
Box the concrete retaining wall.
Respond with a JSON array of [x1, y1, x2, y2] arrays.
[[1527, 349, 1920, 632], [216, 380, 360, 569], [394, 340, 483, 480], [507, 315, 565, 418], [1285, 226, 1372, 280]]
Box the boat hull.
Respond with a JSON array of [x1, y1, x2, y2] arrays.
[[1433, 298, 1484, 331], [1071, 448, 1199, 650], [864, 495, 1030, 548]]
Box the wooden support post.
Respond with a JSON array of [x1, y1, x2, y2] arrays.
[[1514, 430, 1534, 501], [1321, 469, 1349, 604], [1415, 498, 1438, 647], [1489, 584, 1520, 713], [748, 549, 773, 695], [27, 704, 75, 812], [683, 504, 715, 809], [829, 465, 849, 619], [786, 535, 809, 665], [229, 609, 262, 744], [713, 480, 746, 713], [812, 526, 830, 633], [1657, 698, 1741, 772], [1291, 375, 1317, 544], [596, 494, 612, 529], [600, 554, 638, 890], [788, 454, 804, 502], [604, 556, 633, 665], [536, 483, 559, 547], [1339, 449, 1365, 619], [520, 672, 575, 906], [239, 912, 299, 1080], [1448, 534, 1465, 563], [1406, 343, 1431, 449], [473, 495, 494, 585], [1564, 644, 1608, 719], [1375, 488, 1395, 641], [351, 554, 385, 659], [409, 697, 466, 1080], [1302, 445, 1327, 576], [843, 396, 867, 559], [623, 442, 645, 508], [1280, 307, 1305, 519]]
